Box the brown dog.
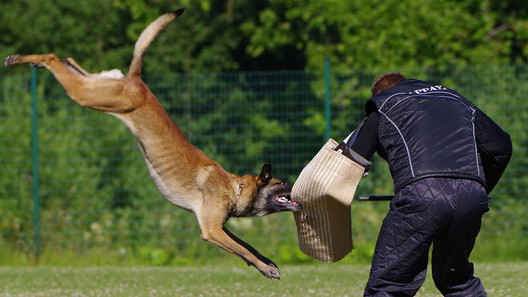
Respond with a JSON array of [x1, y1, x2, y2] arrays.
[[4, 9, 300, 279]]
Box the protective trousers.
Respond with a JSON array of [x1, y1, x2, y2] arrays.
[[364, 178, 489, 297]]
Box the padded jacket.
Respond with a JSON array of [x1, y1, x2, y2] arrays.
[[364, 79, 512, 194]]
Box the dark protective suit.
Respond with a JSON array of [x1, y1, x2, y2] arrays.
[[351, 79, 512, 296]]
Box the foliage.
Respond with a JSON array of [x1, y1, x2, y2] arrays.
[[1, 0, 528, 74]]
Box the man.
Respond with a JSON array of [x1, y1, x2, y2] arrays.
[[349, 73, 512, 296]]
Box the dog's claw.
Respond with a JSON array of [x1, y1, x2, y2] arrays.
[[4, 55, 20, 67]]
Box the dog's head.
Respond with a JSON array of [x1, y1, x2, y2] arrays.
[[237, 164, 301, 217]]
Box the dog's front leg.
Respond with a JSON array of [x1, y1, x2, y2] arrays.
[[199, 222, 280, 279], [222, 227, 280, 275]]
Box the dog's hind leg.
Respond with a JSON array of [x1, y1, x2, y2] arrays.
[[4, 54, 93, 94], [4, 54, 136, 113], [5, 54, 64, 70], [59, 57, 91, 76]]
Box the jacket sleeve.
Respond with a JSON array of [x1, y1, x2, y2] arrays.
[[350, 112, 379, 160], [473, 109, 512, 194]]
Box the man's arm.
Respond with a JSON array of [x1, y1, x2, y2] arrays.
[[350, 112, 380, 160], [474, 109, 512, 194]]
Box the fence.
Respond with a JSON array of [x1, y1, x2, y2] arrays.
[[1, 63, 527, 265]]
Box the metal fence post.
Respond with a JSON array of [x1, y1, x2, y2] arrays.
[[30, 67, 40, 261], [324, 58, 331, 140]]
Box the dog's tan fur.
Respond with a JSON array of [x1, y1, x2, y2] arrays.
[[4, 9, 300, 279]]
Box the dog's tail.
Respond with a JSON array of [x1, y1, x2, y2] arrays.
[[127, 8, 185, 77]]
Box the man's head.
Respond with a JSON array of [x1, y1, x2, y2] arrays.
[[371, 73, 406, 96]]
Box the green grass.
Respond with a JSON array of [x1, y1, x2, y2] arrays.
[[0, 262, 527, 296]]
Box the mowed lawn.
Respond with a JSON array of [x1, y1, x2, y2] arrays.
[[0, 262, 526, 296]]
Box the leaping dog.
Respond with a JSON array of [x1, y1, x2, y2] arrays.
[[4, 9, 301, 279]]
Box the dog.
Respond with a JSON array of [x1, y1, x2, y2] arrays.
[[4, 8, 301, 279]]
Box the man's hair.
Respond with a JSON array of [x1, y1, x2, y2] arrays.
[[371, 73, 406, 96]]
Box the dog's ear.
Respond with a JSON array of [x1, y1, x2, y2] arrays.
[[256, 164, 272, 187]]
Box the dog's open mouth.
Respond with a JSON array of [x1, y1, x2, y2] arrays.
[[275, 194, 301, 209]]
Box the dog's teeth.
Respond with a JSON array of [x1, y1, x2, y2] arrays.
[[277, 196, 291, 203]]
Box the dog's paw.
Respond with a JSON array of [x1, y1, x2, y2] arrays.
[[3, 55, 20, 67], [259, 262, 280, 279], [4, 55, 44, 68]]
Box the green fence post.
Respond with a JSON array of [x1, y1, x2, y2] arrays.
[[30, 67, 40, 261], [324, 58, 331, 140]]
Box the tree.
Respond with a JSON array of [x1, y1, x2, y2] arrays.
[[2, 0, 527, 74], [239, 0, 528, 71]]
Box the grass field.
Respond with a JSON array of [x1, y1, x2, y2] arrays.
[[0, 262, 526, 296]]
